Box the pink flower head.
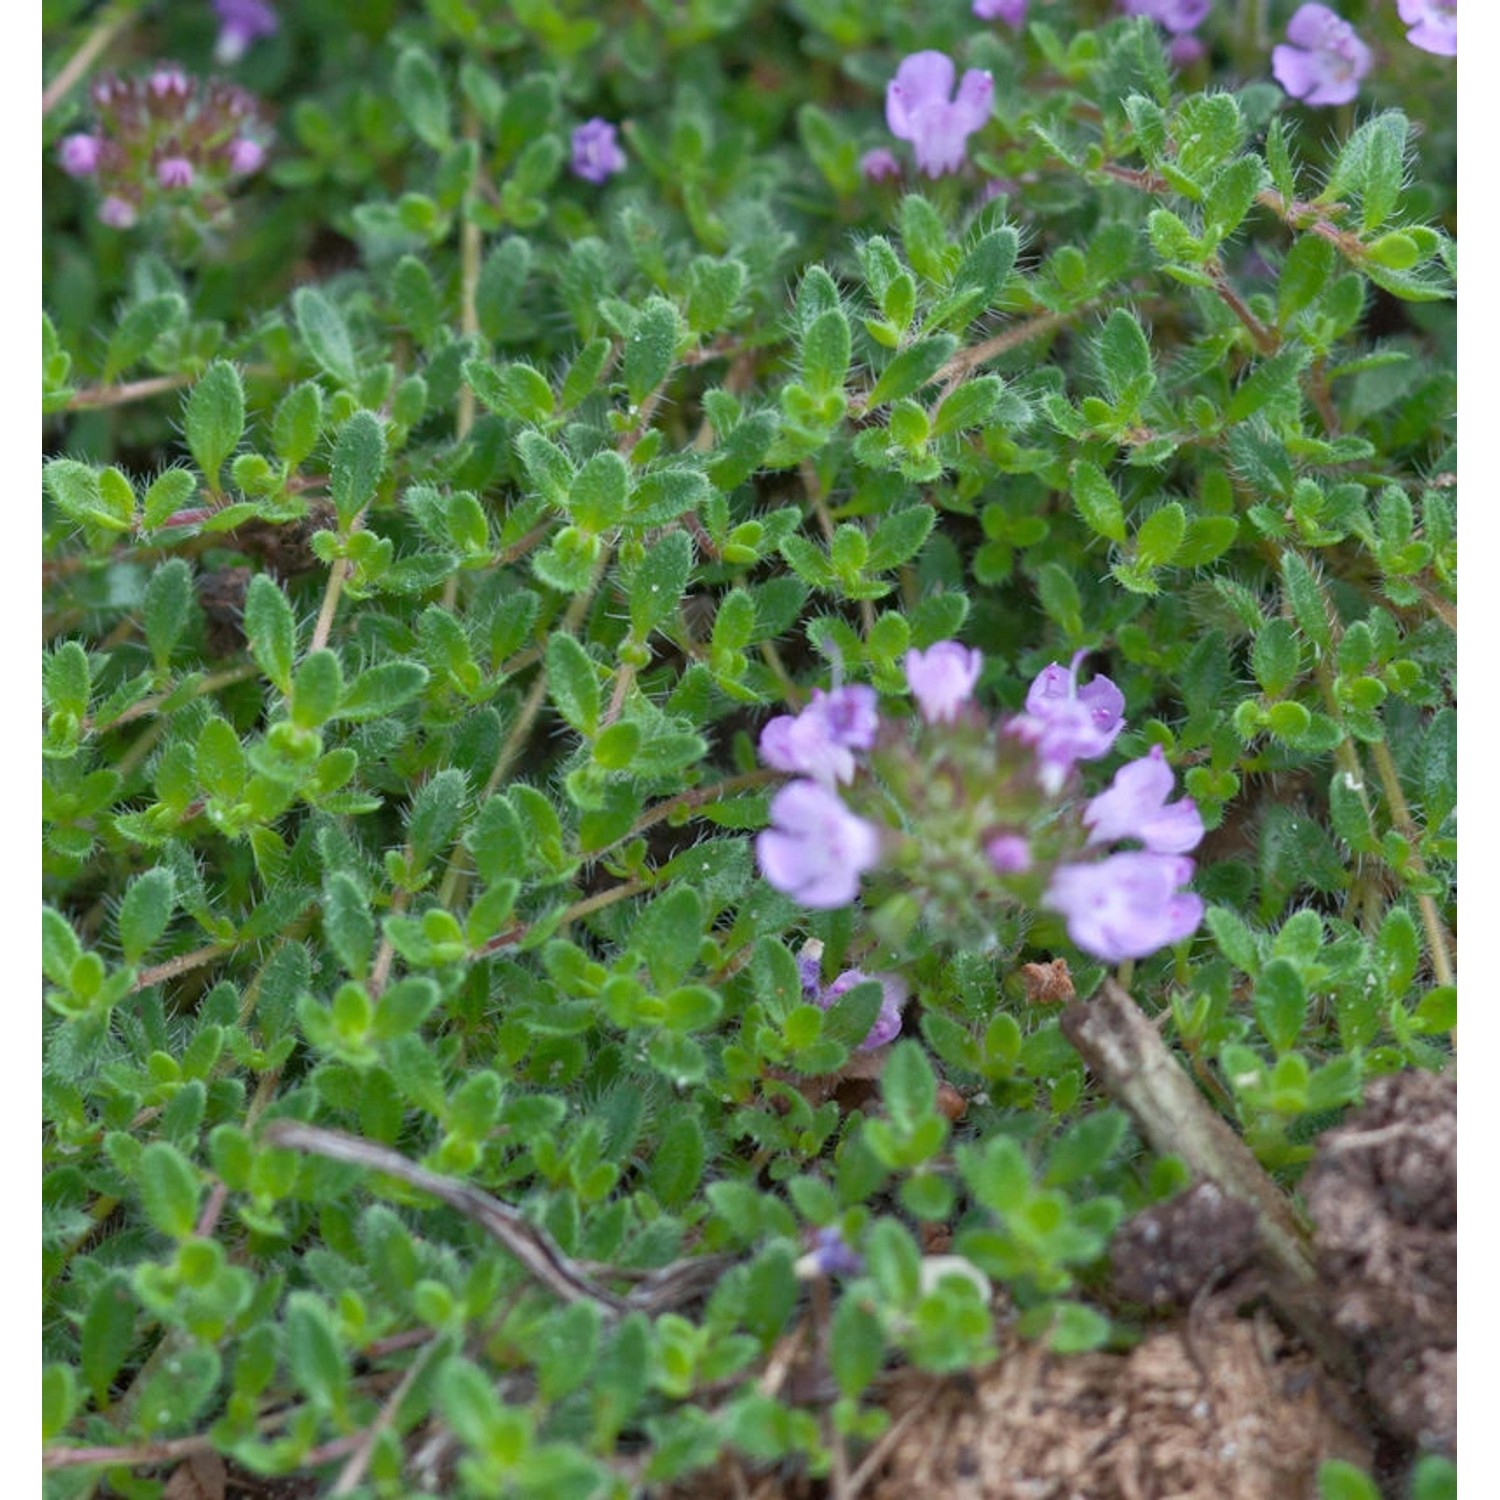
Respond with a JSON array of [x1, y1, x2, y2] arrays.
[[1119, 0, 1210, 33], [905, 641, 984, 724], [98, 195, 139, 229], [985, 832, 1033, 874], [58, 134, 103, 177], [759, 685, 879, 787], [156, 156, 195, 189], [213, 0, 280, 65], [570, 118, 626, 184], [1272, 4, 1372, 105], [227, 137, 266, 175], [1168, 33, 1207, 65], [148, 65, 190, 99], [1083, 745, 1204, 854], [1044, 852, 1203, 961], [823, 969, 909, 1049], [885, 51, 994, 179], [756, 780, 881, 909], [1008, 652, 1126, 789], [860, 147, 902, 183], [1396, 0, 1456, 56], [973, 0, 1028, 25]]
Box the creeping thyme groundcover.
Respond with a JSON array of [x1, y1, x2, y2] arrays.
[[43, 1, 1455, 1496]]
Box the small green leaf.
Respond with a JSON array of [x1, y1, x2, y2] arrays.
[[1253, 958, 1308, 1052], [624, 297, 679, 407], [285, 1292, 348, 1417], [322, 872, 374, 978], [142, 469, 198, 530], [293, 286, 358, 386], [1070, 460, 1127, 544], [183, 361, 245, 491], [1135, 503, 1185, 569], [329, 410, 386, 527], [272, 381, 325, 467], [337, 661, 429, 720], [291, 649, 345, 730], [1095, 309, 1155, 412], [103, 293, 186, 383], [829, 1296, 884, 1398], [394, 46, 452, 150], [143, 559, 195, 671], [137, 1140, 201, 1238], [801, 307, 851, 399], [546, 634, 600, 736], [244, 575, 296, 694], [118, 867, 177, 965]]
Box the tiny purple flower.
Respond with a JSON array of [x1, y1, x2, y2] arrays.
[[1044, 852, 1203, 961], [1272, 4, 1372, 106], [824, 969, 908, 1049], [1396, 0, 1456, 57], [905, 641, 983, 724], [1168, 33, 1207, 65], [98, 195, 138, 229], [58, 134, 103, 178], [156, 156, 195, 189], [213, 0, 280, 65], [759, 685, 878, 787], [985, 832, 1033, 874], [1083, 745, 1204, 854], [973, 0, 1028, 25], [226, 137, 266, 175], [1008, 652, 1126, 789], [756, 780, 881, 909], [1119, 0, 1211, 33], [148, 65, 191, 99], [806, 1226, 864, 1277], [860, 147, 902, 184], [885, 51, 994, 180], [570, 118, 626, 185]]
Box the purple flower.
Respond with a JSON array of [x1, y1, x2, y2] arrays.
[[885, 51, 994, 179], [148, 65, 191, 99], [824, 969, 908, 1049], [1396, 0, 1456, 56], [58, 134, 103, 177], [1083, 745, 1204, 854], [1008, 652, 1126, 790], [860, 147, 902, 183], [1119, 0, 1210, 33], [1044, 852, 1203, 961], [213, 0, 279, 65], [98, 195, 138, 229], [570, 118, 626, 185], [803, 1226, 864, 1278], [756, 780, 881, 909], [1168, 33, 1207, 65], [1272, 4, 1372, 105], [985, 832, 1032, 874], [759, 685, 879, 787], [905, 641, 983, 725], [226, 137, 266, 175], [973, 0, 1028, 25], [156, 156, 195, 189]]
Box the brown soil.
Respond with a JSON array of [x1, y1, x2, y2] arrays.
[[1302, 1070, 1457, 1457], [869, 1303, 1371, 1500]]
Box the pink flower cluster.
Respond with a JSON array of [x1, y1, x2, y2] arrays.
[[55, 66, 270, 229], [753, 644, 1205, 964]]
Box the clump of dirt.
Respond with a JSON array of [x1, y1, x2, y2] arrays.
[[1110, 1182, 1259, 1310], [869, 1302, 1372, 1500], [1302, 1069, 1457, 1457]]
